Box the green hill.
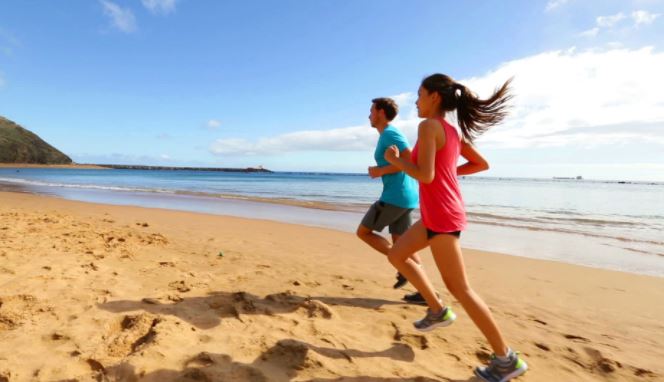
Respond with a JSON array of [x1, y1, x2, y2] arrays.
[[0, 116, 72, 164]]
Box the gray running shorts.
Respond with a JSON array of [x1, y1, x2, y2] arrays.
[[360, 201, 414, 235]]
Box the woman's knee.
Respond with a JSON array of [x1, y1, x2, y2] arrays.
[[443, 278, 472, 299], [387, 249, 406, 267]]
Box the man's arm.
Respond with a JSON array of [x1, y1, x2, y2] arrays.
[[369, 149, 412, 178]]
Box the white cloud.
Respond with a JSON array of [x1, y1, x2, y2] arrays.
[[100, 1, 137, 33], [596, 12, 626, 28], [206, 119, 222, 130], [141, 0, 177, 15], [545, 0, 570, 12], [584, 10, 660, 37], [210, 47, 664, 156], [210, 124, 377, 155], [632, 10, 660, 26], [209, 93, 422, 156], [579, 27, 599, 37], [461, 47, 664, 149]]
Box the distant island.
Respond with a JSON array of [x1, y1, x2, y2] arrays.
[[553, 176, 583, 180], [93, 164, 271, 173], [0, 116, 72, 164], [0, 116, 271, 173]]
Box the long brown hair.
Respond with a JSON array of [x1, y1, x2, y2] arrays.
[[420, 74, 513, 143]]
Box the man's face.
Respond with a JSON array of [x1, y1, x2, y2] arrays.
[[369, 104, 383, 128]]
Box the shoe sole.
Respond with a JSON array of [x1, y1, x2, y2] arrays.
[[474, 364, 528, 382], [402, 298, 428, 306], [413, 313, 456, 332], [402, 294, 440, 306]]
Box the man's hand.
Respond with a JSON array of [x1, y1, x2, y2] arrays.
[[368, 166, 383, 178]]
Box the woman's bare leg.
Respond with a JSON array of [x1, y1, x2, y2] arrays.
[[429, 233, 508, 356], [387, 220, 443, 311]]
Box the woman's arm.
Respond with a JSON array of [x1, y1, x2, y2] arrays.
[[457, 140, 489, 175], [384, 119, 438, 184]]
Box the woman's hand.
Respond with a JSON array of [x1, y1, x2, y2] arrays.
[[384, 145, 400, 164]]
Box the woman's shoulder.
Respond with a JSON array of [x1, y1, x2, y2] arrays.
[[418, 118, 444, 134], [420, 117, 444, 127]]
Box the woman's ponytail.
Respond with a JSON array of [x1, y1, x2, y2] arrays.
[[421, 74, 513, 143]]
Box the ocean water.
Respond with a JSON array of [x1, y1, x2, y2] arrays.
[[1, 168, 663, 276]]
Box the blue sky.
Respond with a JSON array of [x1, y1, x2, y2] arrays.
[[1, 0, 663, 181]]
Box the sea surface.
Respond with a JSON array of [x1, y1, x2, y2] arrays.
[[1, 168, 663, 276]]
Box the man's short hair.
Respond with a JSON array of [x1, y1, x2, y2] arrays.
[[371, 97, 399, 121]]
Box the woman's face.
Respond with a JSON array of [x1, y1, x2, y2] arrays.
[[416, 86, 438, 118]]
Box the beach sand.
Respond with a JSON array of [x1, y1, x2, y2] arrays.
[[0, 191, 662, 381]]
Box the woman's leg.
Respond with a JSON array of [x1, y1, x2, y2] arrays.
[[387, 220, 443, 311], [429, 233, 508, 356], [391, 233, 423, 264]]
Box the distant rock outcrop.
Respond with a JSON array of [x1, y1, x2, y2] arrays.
[[0, 116, 72, 164]]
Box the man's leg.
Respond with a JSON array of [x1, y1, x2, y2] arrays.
[[356, 201, 392, 255], [356, 224, 391, 255], [389, 209, 422, 289]]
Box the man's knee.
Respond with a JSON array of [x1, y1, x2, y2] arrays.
[[356, 225, 372, 239]]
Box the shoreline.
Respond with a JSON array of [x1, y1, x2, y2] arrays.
[[0, 190, 662, 381], [1, 181, 662, 278]]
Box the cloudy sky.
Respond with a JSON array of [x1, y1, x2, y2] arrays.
[[1, 0, 663, 181]]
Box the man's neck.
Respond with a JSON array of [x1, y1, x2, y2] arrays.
[[376, 122, 389, 134]]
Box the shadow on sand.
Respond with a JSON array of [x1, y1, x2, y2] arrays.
[[98, 290, 407, 329], [78, 338, 478, 382]]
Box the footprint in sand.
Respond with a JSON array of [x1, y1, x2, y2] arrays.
[[475, 349, 493, 363], [0, 294, 39, 331], [297, 300, 336, 319], [103, 313, 161, 358], [257, 340, 324, 377], [564, 333, 590, 343], [528, 315, 547, 325], [583, 347, 623, 373], [168, 280, 191, 293], [391, 322, 429, 350]]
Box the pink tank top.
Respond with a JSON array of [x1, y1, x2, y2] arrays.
[[411, 117, 467, 232]]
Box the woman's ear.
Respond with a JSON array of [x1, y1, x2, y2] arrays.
[[432, 91, 442, 107]]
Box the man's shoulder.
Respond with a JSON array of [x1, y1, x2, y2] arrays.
[[382, 125, 409, 144], [383, 125, 406, 138]]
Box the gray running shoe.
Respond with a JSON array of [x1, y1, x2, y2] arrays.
[[474, 351, 528, 382], [413, 306, 456, 332]]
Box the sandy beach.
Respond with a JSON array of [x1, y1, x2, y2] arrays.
[[0, 191, 662, 382]]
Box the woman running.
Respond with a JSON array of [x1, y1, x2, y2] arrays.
[[384, 73, 528, 382]]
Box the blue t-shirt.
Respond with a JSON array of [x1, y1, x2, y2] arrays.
[[373, 125, 419, 209]]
